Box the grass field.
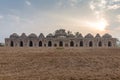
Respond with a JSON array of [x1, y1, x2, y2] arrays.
[[0, 47, 120, 80]]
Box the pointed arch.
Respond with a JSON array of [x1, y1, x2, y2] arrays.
[[39, 41, 42, 47], [98, 41, 102, 47], [48, 41, 52, 47], [20, 41, 23, 47], [89, 41, 93, 47], [108, 41, 112, 47], [10, 41, 14, 47], [59, 41, 63, 47], [70, 41, 74, 47], [80, 41, 83, 47], [29, 41, 33, 47]]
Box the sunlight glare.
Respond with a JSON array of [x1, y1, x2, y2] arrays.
[[97, 18, 108, 31], [86, 18, 108, 31]]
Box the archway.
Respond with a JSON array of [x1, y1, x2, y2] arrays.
[[39, 41, 42, 47], [54, 44, 57, 47], [20, 41, 23, 47], [48, 41, 52, 47], [70, 41, 74, 47], [59, 41, 63, 47], [108, 41, 112, 47], [89, 41, 93, 47], [98, 41, 102, 47], [10, 41, 14, 47], [29, 41, 33, 47], [80, 41, 83, 47]]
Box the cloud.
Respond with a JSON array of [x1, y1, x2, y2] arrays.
[[117, 15, 120, 22], [25, 0, 31, 6], [56, 0, 81, 8], [69, 0, 79, 7], [107, 5, 120, 10], [89, 0, 120, 32], [8, 15, 20, 24], [89, 0, 105, 15], [0, 15, 4, 19], [107, 0, 120, 10], [89, 0, 107, 24], [90, 0, 120, 12]]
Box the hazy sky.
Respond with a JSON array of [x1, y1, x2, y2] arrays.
[[0, 0, 120, 42]]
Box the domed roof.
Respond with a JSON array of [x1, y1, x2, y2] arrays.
[[39, 33, 45, 38], [85, 33, 94, 38], [28, 33, 37, 38], [20, 33, 27, 38], [46, 33, 53, 38], [95, 33, 101, 38], [102, 33, 112, 38], [10, 33, 19, 38]]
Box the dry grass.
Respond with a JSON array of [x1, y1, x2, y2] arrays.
[[0, 47, 120, 80]]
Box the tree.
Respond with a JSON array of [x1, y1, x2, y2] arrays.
[[67, 30, 72, 35], [75, 32, 80, 36]]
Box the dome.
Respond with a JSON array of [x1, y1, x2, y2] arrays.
[[46, 33, 53, 38], [39, 33, 45, 38], [85, 33, 94, 38], [20, 33, 27, 38], [95, 33, 101, 38], [10, 33, 19, 38], [28, 33, 37, 38], [102, 33, 112, 38]]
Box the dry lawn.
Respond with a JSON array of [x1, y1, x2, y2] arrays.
[[0, 47, 120, 80]]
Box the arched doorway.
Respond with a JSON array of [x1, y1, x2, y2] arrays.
[[54, 44, 57, 47], [59, 41, 63, 47], [108, 41, 112, 47], [89, 41, 93, 47], [39, 41, 42, 47], [29, 41, 33, 47], [98, 41, 102, 47], [80, 41, 83, 47], [20, 41, 23, 47], [70, 41, 74, 47], [10, 41, 14, 47], [48, 41, 52, 47]]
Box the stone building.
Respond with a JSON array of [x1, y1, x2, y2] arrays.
[[5, 29, 117, 48]]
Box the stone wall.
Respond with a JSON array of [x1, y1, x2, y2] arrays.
[[5, 29, 117, 48]]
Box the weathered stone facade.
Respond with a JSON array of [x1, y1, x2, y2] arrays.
[[5, 29, 117, 48]]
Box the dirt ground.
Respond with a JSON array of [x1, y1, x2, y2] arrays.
[[0, 47, 120, 80]]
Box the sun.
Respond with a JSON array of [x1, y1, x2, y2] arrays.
[[96, 18, 108, 31], [86, 18, 108, 31]]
